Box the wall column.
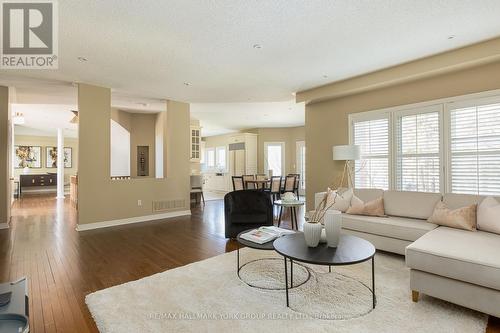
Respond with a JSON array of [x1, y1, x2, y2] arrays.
[[0, 86, 11, 228], [57, 128, 65, 198]]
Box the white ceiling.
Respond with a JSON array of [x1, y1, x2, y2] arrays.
[[0, 0, 499, 103], [13, 104, 79, 138], [191, 101, 305, 137]]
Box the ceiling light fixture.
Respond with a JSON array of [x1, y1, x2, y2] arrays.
[[253, 44, 262, 49], [183, 82, 191, 86], [77, 56, 88, 62], [448, 35, 456, 40], [323, 75, 328, 79]]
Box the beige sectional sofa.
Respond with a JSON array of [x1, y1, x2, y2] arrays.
[[314, 189, 500, 318]]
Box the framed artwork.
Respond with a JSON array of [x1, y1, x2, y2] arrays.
[[14, 146, 42, 168], [46, 147, 73, 168]]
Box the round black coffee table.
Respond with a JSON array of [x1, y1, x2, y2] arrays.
[[273, 233, 376, 308], [236, 230, 275, 275]]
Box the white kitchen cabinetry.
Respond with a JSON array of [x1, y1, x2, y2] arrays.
[[190, 126, 201, 162]]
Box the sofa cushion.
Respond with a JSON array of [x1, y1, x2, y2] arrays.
[[442, 193, 484, 210], [342, 214, 438, 242], [384, 190, 442, 219], [353, 188, 384, 203], [477, 196, 500, 234], [406, 226, 500, 290], [427, 201, 477, 231], [346, 196, 386, 217]]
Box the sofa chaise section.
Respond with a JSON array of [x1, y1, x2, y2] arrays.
[[406, 226, 500, 317]]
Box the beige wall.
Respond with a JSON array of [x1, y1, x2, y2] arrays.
[[111, 109, 157, 178], [13, 135, 78, 184], [305, 60, 500, 210], [0, 86, 11, 226], [247, 127, 305, 175], [77, 84, 190, 225]]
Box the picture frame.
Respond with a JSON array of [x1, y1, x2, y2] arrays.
[[45, 147, 73, 168], [14, 146, 42, 169]]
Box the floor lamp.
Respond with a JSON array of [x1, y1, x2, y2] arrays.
[[332, 145, 361, 189]]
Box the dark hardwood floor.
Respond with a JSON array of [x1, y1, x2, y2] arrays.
[[0, 194, 498, 333]]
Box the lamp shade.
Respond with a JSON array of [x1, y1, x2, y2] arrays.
[[332, 145, 360, 161]]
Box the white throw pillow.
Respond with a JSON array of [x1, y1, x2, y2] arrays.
[[324, 188, 353, 213], [477, 196, 500, 234]]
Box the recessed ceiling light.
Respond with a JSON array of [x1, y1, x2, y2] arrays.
[[253, 44, 262, 49], [448, 35, 456, 40], [323, 75, 328, 79], [183, 82, 191, 86], [77, 56, 88, 62]]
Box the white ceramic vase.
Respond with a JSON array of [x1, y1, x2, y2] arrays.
[[303, 221, 322, 247], [324, 210, 342, 247]]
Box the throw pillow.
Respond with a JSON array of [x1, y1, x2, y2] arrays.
[[477, 196, 500, 234], [323, 188, 353, 213], [346, 196, 386, 217], [427, 201, 477, 231]]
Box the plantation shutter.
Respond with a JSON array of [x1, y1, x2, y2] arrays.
[[395, 108, 441, 192], [353, 117, 389, 190], [449, 101, 500, 195]]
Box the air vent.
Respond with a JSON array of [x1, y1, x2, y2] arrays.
[[152, 199, 186, 212]]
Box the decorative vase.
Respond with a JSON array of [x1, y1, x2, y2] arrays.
[[324, 210, 342, 247], [303, 221, 322, 247]]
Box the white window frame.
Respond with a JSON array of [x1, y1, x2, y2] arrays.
[[215, 146, 227, 172], [443, 94, 500, 194], [205, 147, 215, 169], [392, 104, 444, 193], [264, 142, 285, 177], [348, 88, 500, 193], [349, 110, 392, 190]]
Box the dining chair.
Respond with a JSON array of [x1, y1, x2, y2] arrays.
[[243, 174, 256, 190], [288, 173, 301, 198], [269, 176, 282, 202], [232, 176, 245, 191], [256, 174, 267, 190], [282, 175, 296, 194]]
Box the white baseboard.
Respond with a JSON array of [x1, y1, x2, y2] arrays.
[[76, 210, 192, 232], [0, 222, 9, 229]]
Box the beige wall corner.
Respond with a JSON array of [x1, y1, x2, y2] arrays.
[[297, 37, 500, 104], [305, 60, 500, 210], [77, 84, 191, 228], [0, 86, 11, 227]]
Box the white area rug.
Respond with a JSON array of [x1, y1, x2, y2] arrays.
[[86, 248, 487, 333]]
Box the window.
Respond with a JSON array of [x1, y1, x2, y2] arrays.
[[216, 146, 226, 171], [449, 101, 500, 195], [264, 142, 285, 176], [205, 148, 215, 168], [395, 107, 441, 192], [349, 92, 500, 195], [353, 117, 389, 190]]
